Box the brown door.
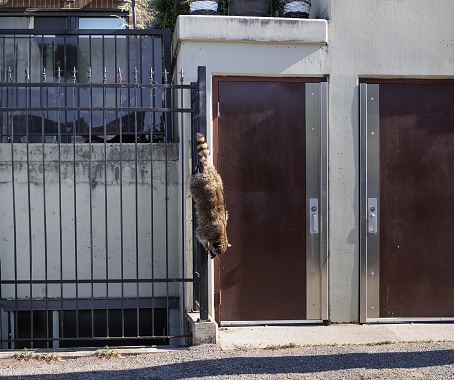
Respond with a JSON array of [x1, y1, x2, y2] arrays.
[[213, 78, 325, 323], [361, 81, 454, 321]]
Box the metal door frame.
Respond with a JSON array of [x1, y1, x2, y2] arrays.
[[359, 83, 380, 323], [360, 82, 454, 323], [306, 82, 329, 322]]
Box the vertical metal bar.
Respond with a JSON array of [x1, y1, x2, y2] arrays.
[[40, 55, 51, 347], [163, 70, 170, 335], [179, 68, 186, 335], [72, 65, 79, 341], [10, 71, 18, 348], [25, 60, 34, 347], [148, 66, 156, 337], [136, 40, 144, 336], [75, 39, 82, 341], [196, 66, 208, 321], [134, 70, 140, 338], [190, 84, 199, 312], [102, 36, 110, 338], [56, 63, 64, 345], [117, 53, 126, 339], [86, 34, 95, 341]]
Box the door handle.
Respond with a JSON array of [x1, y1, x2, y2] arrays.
[[309, 198, 319, 234], [368, 198, 378, 234]]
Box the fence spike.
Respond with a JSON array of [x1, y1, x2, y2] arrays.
[[103, 67, 107, 83], [117, 67, 123, 83], [72, 66, 78, 83], [8, 66, 12, 82], [25, 67, 30, 82], [87, 67, 93, 83], [57, 66, 62, 83], [164, 68, 169, 84], [133, 67, 138, 85], [43, 67, 47, 83], [149, 67, 154, 84], [179, 68, 184, 84]]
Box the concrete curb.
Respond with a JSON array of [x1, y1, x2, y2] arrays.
[[218, 323, 454, 350]]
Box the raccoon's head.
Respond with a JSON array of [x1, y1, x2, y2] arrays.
[[207, 241, 231, 259]]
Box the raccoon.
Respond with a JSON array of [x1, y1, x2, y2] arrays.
[[190, 133, 230, 258]]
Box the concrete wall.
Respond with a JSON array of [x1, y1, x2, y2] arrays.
[[173, 0, 454, 323], [0, 143, 180, 300]]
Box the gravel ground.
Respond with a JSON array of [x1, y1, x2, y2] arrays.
[[0, 341, 453, 379]]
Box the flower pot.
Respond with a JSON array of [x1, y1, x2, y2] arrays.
[[228, 0, 270, 17], [282, 0, 310, 18], [190, 0, 218, 15]]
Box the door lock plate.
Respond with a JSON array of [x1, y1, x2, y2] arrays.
[[368, 198, 378, 234], [309, 198, 319, 234]]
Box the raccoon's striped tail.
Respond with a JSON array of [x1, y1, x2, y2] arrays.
[[195, 133, 212, 169]]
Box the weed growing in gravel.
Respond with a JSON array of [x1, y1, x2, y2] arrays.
[[232, 343, 255, 351], [96, 346, 121, 359], [15, 349, 62, 363], [15, 347, 34, 361], [38, 352, 62, 363], [366, 340, 393, 346], [265, 342, 299, 350]]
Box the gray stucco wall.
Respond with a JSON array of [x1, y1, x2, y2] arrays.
[[173, 0, 454, 323]]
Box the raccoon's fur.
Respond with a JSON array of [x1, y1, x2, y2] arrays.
[[190, 133, 230, 258]]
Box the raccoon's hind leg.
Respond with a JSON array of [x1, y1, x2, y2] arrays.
[[192, 164, 201, 175]]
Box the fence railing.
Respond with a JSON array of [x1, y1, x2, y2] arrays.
[[0, 28, 206, 348]]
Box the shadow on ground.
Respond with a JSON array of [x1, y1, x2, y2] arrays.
[[3, 349, 454, 379]]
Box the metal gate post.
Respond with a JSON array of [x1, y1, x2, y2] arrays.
[[199, 246, 209, 321], [192, 66, 209, 321]]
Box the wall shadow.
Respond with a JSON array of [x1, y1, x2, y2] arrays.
[[3, 349, 453, 379]]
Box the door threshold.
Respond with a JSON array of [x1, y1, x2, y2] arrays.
[[220, 319, 323, 327], [365, 317, 454, 324]]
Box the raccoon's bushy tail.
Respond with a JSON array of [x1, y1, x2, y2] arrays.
[[195, 133, 212, 168]]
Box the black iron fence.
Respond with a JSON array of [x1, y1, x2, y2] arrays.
[[0, 29, 206, 348]]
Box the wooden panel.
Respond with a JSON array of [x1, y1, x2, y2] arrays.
[[379, 83, 454, 317]]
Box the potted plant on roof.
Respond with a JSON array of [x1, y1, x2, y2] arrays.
[[281, 0, 310, 18], [189, 0, 219, 14], [228, 0, 270, 17]]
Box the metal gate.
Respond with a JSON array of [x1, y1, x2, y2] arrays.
[[0, 29, 206, 348]]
